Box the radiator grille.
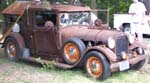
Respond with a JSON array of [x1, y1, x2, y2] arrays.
[[116, 36, 128, 56]]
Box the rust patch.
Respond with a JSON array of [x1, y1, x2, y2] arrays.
[[85, 46, 117, 62], [2, 1, 29, 15], [2, 1, 91, 15]]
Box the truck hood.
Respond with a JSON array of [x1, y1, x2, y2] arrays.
[[61, 26, 126, 42]]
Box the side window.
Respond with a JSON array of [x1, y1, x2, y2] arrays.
[[35, 11, 56, 27], [4, 15, 18, 34], [7, 15, 17, 26]]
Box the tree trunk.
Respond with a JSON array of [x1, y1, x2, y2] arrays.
[[91, 0, 96, 9]]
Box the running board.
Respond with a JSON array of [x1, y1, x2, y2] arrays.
[[22, 57, 73, 69]]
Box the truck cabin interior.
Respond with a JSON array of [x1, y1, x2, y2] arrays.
[[35, 11, 57, 27]]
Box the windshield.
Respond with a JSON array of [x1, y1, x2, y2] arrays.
[[60, 12, 90, 27]]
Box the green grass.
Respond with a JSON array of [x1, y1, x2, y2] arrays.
[[39, 67, 150, 83], [0, 51, 150, 83]]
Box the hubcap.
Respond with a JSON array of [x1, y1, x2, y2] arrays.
[[86, 56, 103, 78], [91, 61, 100, 72], [64, 43, 79, 63], [6, 42, 16, 58]]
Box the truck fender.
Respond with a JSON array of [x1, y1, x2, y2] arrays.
[[129, 41, 147, 50], [4, 32, 25, 58], [84, 46, 117, 62]]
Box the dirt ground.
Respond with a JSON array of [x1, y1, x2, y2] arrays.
[[0, 38, 150, 83]]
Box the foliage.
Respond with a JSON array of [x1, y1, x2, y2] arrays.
[[0, 0, 15, 20], [36, 57, 56, 70], [0, 0, 7, 13], [96, 0, 132, 27], [0, 0, 15, 11]]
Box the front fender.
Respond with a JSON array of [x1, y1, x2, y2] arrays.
[[84, 46, 117, 62], [129, 41, 147, 50]]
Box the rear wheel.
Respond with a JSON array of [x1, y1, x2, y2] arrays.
[[84, 51, 111, 80], [4, 37, 21, 61]]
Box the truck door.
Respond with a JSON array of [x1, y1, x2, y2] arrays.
[[32, 10, 59, 57]]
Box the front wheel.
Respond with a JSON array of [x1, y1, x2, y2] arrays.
[[84, 51, 111, 80]]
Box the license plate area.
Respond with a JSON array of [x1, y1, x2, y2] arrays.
[[119, 60, 130, 71]]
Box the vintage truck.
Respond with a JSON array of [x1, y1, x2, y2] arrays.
[[1, 1, 148, 80]]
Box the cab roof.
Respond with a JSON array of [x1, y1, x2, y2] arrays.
[[2, 1, 91, 15]]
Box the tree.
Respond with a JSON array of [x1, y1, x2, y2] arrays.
[[91, 0, 96, 9], [143, 0, 150, 14]]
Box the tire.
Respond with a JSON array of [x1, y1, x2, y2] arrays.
[[84, 51, 111, 80], [4, 37, 21, 61], [62, 38, 85, 65], [131, 60, 145, 70], [131, 48, 145, 70]]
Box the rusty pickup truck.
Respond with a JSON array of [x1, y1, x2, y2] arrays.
[[1, 1, 148, 80]]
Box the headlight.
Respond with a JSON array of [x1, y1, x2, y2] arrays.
[[108, 37, 115, 49], [128, 34, 135, 44]]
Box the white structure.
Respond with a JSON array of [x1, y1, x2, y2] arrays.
[[114, 14, 150, 35]]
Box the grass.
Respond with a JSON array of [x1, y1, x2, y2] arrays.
[[0, 51, 150, 83]]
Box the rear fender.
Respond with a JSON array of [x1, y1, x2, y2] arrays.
[[84, 46, 117, 62]]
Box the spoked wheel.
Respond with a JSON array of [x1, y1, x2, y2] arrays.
[[84, 51, 111, 80], [64, 43, 80, 64], [86, 56, 103, 78], [6, 41, 17, 58], [62, 38, 85, 65], [4, 37, 20, 61]]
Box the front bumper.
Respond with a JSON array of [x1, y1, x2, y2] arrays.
[[110, 54, 148, 72]]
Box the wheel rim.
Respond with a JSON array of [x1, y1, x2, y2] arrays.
[[64, 43, 80, 63], [86, 56, 103, 78], [6, 42, 17, 58]]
